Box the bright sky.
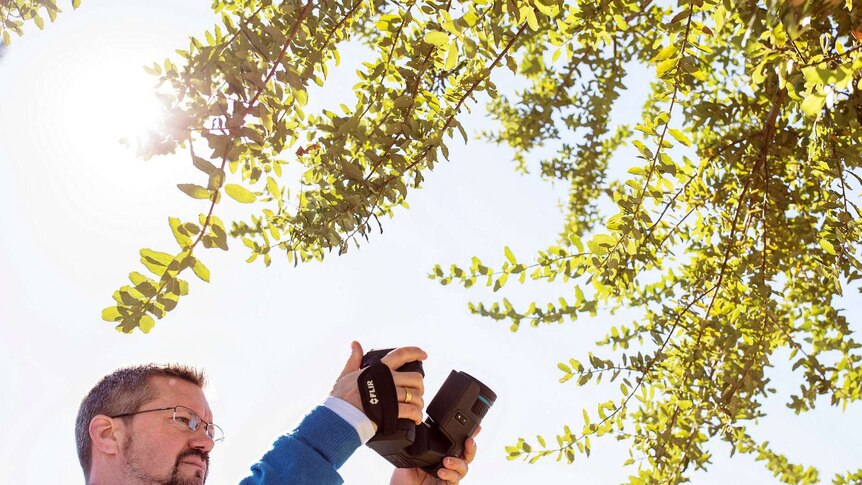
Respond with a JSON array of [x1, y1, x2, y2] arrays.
[[1, 1, 860, 484]]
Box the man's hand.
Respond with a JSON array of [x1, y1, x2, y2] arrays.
[[330, 341, 427, 424], [389, 432, 479, 485]]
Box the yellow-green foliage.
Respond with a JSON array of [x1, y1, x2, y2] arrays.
[[12, 0, 862, 482], [0, 0, 79, 47]]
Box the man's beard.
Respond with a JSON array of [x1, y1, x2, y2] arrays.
[[123, 435, 210, 485]]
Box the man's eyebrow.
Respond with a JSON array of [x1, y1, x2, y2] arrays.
[[159, 402, 211, 422], [186, 404, 214, 422]]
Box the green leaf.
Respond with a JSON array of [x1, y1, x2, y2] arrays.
[[606, 213, 624, 231], [193, 155, 218, 175], [224, 184, 256, 203], [340, 160, 364, 182], [820, 239, 837, 255], [192, 258, 211, 282], [101, 306, 122, 322], [169, 217, 193, 248], [505, 246, 516, 264], [393, 95, 413, 109], [632, 140, 653, 159], [140, 248, 174, 275], [667, 128, 691, 147], [493, 273, 509, 291], [714, 5, 727, 32], [177, 183, 211, 199], [534, 2, 560, 17], [2, 31, 10, 48], [129, 272, 149, 286], [588, 234, 617, 255], [522, 6, 539, 30], [551, 47, 562, 63], [135, 281, 158, 298], [207, 169, 226, 191], [423, 31, 448, 46], [266, 176, 280, 199], [208, 215, 230, 250], [139, 315, 156, 333], [72, 0, 82, 8], [444, 42, 458, 70], [656, 58, 677, 77], [801, 93, 826, 118], [140, 249, 173, 266], [653, 44, 678, 62], [158, 293, 179, 312]]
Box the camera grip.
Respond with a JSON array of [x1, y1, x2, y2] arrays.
[[358, 363, 399, 434], [362, 348, 425, 458]]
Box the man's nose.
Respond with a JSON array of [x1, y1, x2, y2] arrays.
[[188, 427, 215, 452]]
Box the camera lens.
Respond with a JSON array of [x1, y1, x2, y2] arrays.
[[461, 371, 497, 406]]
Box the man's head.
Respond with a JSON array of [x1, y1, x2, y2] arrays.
[[76, 364, 215, 485]]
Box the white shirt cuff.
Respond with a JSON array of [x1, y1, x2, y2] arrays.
[[323, 396, 377, 444]]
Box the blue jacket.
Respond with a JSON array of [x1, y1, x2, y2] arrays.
[[239, 405, 361, 484]]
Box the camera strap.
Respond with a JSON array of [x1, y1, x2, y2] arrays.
[[358, 363, 398, 435]]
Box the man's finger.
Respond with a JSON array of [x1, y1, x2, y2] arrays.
[[392, 372, 424, 395], [462, 436, 477, 464], [397, 403, 423, 424], [437, 456, 468, 483], [395, 387, 424, 410], [380, 346, 427, 370], [337, 341, 363, 379]]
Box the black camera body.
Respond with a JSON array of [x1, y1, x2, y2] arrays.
[[361, 349, 496, 475]]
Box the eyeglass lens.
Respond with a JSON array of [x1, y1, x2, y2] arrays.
[[173, 406, 224, 441]]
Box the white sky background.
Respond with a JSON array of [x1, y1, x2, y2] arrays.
[[0, 1, 861, 484]]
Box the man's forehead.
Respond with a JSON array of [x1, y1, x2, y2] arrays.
[[147, 375, 213, 420]]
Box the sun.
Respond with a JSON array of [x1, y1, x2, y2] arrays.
[[53, 47, 165, 161]]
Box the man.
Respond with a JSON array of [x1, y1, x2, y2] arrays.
[[75, 342, 478, 484]]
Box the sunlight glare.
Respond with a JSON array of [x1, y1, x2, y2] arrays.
[[15, 36, 191, 238], [56, 51, 164, 161]]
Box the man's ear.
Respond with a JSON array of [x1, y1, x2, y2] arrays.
[[89, 415, 122, 456]]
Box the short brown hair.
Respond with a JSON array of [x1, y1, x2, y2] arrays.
[[75, 364, 206, 480]]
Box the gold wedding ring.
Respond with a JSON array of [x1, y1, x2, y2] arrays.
[[405, 388, 412, 403]]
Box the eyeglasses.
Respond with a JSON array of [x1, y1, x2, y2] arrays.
[[111, 405, 224, 443]]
